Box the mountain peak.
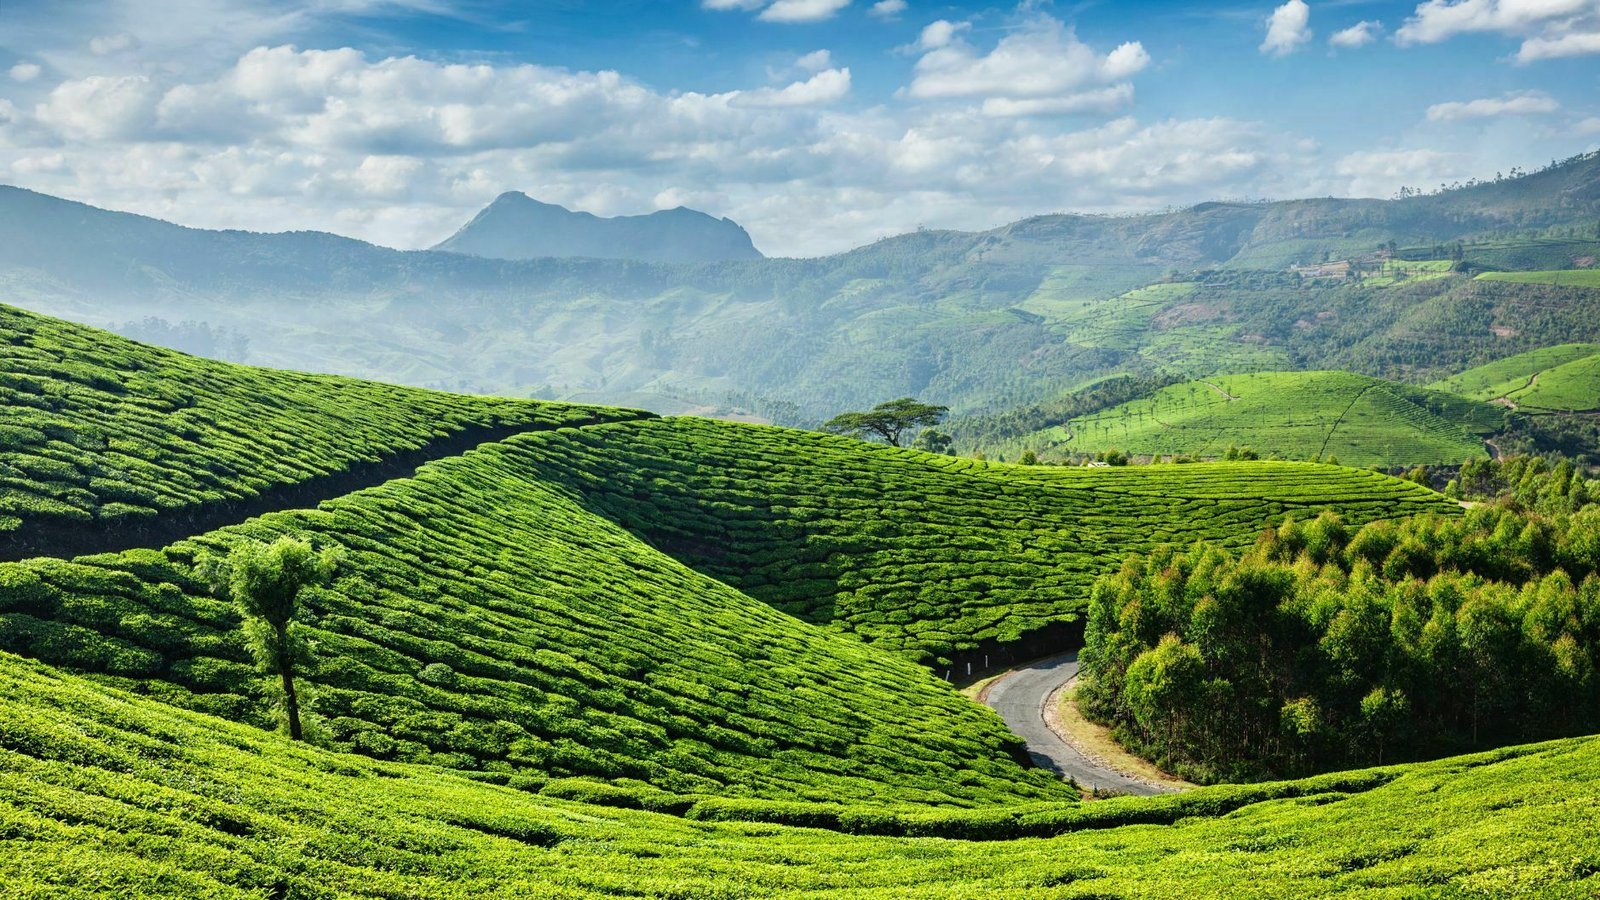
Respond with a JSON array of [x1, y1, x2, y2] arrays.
[[433, 194, 762, 264]]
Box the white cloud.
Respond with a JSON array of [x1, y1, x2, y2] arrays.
[[1425, 90, 1560, 120], [1396, 0, 1600, 62], [2, 39, 1308, 256], [35, 74, 161, 140], [1329, 20, 1382, 48], [918, 20, 969, 51], [89, 32, 141, 55], [1261, 0, 1313, 56], [869, 0, 907, 18], [733, 68, 852, 107], [8, 63, 42, 83], [795, 49, 833, 71], [758, 0, 851, 22], [908, 14, 1148, 118], [1576, 116, 1600, 134], [1516, 28, 1600, 59], [1334, 148, 1462, 196]]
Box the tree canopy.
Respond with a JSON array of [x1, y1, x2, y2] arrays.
[[823, 398, 948, 447]]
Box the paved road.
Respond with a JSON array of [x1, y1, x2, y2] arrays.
[[980, 651, 1179, 796]]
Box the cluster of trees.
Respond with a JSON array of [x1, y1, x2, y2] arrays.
[[1081, 501, 1600, 782]]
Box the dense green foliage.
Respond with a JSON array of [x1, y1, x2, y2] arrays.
[[513, 418, 1456, 661], [1011, 371, 1499, 466], [0, 303, 636, 537], [1081, 496, 1600, 782], [3, 649, 1599, 898], [821, 397, 947, 447], [198, 536, 340, 740], [0, 427, 1074, 805]]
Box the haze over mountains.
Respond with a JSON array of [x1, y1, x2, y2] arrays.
[[433, 192, 763, 263], [0, 150, 1597, 421]]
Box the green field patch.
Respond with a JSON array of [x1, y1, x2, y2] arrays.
[[1039, 371, 1499, 466], [1476, 268, 1600, 288]]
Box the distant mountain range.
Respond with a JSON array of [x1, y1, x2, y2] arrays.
[[0, 150, 1597, 421], [433, 192, 763, 263]]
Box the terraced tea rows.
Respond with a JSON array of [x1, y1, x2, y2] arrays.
[[0, 430, 1069, 806], [1023, 371, 1498, 466], [0, 303, 640, 546], [513, 417, 1457, 662], [4, 649, 1598, 899]]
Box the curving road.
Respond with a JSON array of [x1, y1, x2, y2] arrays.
[[980, 651, 1181, 796]]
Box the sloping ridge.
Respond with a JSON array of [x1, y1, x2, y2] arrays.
[[0, 410, 647, 562]]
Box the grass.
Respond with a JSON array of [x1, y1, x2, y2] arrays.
[[3, 648, 1599, 898], [0, 303, 640, 538], [1476, 269, 1600, 288], [1031, 371, 1500, 466], [1431, 343, 1600, 412]]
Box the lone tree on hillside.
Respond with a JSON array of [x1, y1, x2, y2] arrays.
[[199, 536, 340, 741], [823, 397, 948, 447]]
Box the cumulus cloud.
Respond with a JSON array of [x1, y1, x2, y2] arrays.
[[795, 49, 833, 72], [1261, 0, 1313, 56], [917, 19, 969, 51], [907, 14, 1148, 118], [1396, 0, 1600, 62], [9, 63, 42, 83], [706, 0, 852, 22], [733, 68, 852, 107], [869, 0, 907, 18], [3, 40, 1308, 256], [1329, 20, 1382, 48], [1335, 148, 1463, 196], [35, 74, 161, 140], [1425, 90, 1560, 121]]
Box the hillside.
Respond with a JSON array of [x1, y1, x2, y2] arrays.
[[0, 303, 1457, 796], [1002, 371, 1500, 466], [514, 417, 1455, 661], [4, 648, 1598, 897], [0, 303, 645, 559], [432, 192, 763, 263], [1431, 343, 1600, 413], [1, 152, 1598, 420]]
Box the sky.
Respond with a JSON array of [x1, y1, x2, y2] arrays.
[[1, 1, 1598, 257]]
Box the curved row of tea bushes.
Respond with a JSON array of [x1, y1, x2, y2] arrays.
[[514, 418, 1458, 662], [3, 649, 1597, 898], [0, 303, 639, 535], [0, 430, 1068, 806]]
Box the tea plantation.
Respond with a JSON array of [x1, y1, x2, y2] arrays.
[[3, 303, 1595, 895], [3, 649, 1598, 898], [1431, 343, 1600, 413], [511, 417, 1457, 662], [1017, 371, 1499, 466], [0, 303, 643, 545]]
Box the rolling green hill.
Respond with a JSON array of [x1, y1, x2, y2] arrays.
[[1431, 343, 1600, 413], [0, 304, 1458, 800], [0, 303, 643, 556], [1007, 371, 1500, 466], [4, 648, 1598, 898], [512, 417, 1453, 661]]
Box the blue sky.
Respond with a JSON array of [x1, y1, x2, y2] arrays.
[[1, 0, 1597, 255]]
